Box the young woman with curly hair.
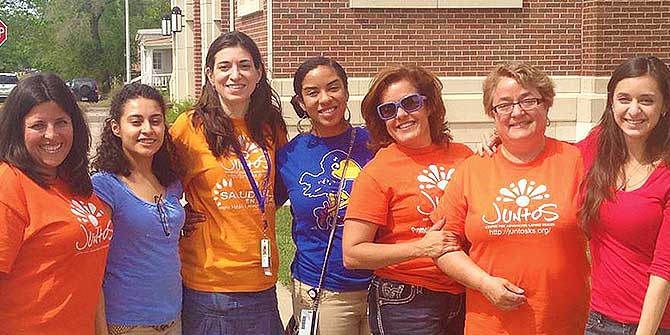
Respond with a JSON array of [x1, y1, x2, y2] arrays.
[[90, 83, 184, 335]]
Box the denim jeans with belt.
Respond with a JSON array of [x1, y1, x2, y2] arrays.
[[585, 310, 670, 335], [181, 286, 283, 335], [368, 275, 464, 335]]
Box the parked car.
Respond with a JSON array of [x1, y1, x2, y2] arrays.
[[68, 77, 99, 102], [0, 73, 19, 101]]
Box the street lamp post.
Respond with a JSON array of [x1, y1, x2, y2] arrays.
[[125, 0, 130, 83]]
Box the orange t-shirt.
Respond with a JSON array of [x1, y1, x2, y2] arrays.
[[0, 164, 112, 335], [345, 142, 472, 293], [170, 111, 287, 292], [432, 138, 589, 335]]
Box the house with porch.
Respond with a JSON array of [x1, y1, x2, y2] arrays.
[[136, 29, 173, 90]]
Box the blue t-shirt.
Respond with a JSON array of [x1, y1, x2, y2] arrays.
[[277, 126, 373, 291], [92, 172, 185, 325]]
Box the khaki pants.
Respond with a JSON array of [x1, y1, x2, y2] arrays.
[[291, 278, 370, 335]]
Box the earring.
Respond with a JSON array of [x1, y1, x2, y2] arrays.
[[345, 106, 352, 123], [297, 116, 312, 133], [546, 117, 551, 127]]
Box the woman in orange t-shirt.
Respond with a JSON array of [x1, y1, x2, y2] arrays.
[[170, 31, 287, 335], [0, 73, 112, 335], [433, 62, 590, 335], [343, 65, 472, 335]]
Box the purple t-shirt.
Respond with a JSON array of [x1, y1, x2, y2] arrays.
[[92, 172, 185, 325]]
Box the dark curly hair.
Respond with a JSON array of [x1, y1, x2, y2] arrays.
[[193, 31, 287, 157], [0, 72, 92, 196], [91, 83, 179, 187], [361, 65, 451, 153]]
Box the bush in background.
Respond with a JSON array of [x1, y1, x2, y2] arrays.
[[167, 98, 196, 125]]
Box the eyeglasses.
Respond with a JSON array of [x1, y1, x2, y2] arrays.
[[492, 98, 543, 115], [154, 194, 171, 237], [376, 93, 427, 121]]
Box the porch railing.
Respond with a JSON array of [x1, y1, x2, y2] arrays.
[[152, 74, 171, 88]]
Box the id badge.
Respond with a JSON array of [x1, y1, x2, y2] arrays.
[[298, 309, 318, 335], [260, 238, 272, 276]]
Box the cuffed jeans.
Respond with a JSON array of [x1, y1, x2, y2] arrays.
[[368, 275, 464, 335], [181, 286, 283, 335], [585, 310, 670, 335]]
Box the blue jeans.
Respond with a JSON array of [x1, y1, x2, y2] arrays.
[[585, 310, 670, 335], [181, 286, 283, 335], [368, 275, 464, 335]]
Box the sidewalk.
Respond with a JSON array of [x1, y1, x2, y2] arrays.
[[277, 283, 293, 326]]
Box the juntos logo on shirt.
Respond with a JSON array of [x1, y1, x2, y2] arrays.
[[71, 200, 113, 252], [416, 165, 455, 215], [482, 178, 558, 237], [411, 165, 455, 235], [221, 136, 269, 172]]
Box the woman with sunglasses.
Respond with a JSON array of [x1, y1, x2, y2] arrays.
[[276, 56, 374, 335], [432, 62, 590, 334], [90, 83, 184, 335], [170, 31, 287, 335], [342, 65, 472, 335]]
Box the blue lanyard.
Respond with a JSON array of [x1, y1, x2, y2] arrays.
[[233, 144, 272, 233]]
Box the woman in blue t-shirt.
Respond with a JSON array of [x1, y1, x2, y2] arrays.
[[276, 56, 373, 334], [90, 83, 185, 335]]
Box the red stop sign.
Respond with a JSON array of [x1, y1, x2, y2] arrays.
[[0, 19, 6, 47]]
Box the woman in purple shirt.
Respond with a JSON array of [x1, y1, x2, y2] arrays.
[[91, 83, 185, 335]]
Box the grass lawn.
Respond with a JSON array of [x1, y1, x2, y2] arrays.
[[275, 206, 295, 287]]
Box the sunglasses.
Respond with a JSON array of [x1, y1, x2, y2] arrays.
[[154, 194, 171, 237], [376, 93, 427, 121]]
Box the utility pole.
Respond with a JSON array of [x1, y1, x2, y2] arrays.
[[125, 0, 131, 83]]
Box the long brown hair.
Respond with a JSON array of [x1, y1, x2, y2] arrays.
[[193, 31, 286, 157], [361, 65, 451, 153], [579, 55, 670, 232]]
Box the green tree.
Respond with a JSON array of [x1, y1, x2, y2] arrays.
[[0, 0, 48, 71], [0, 0, 169, 91]]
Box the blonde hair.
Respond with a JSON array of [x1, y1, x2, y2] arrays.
[[482, 62, 555, 118]]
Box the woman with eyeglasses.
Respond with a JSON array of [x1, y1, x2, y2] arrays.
[[90, 83, 184, 335], [477, 56, 670, 335], [432, 62, 590, 334], [276, 56, 373, 335], [342, 65, 473, 335], [170, 31, 287, 335], [0, 73, 112, 334]]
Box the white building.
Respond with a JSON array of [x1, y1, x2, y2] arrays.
[[135, 29, 173, 90]]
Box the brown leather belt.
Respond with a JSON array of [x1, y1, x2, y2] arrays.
[[108, 320, 177, 335]]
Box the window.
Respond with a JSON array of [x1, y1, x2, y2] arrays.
[[237, 0, 262, 17], [153, 51, 163, 71], [349, 0, 522, 8]]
